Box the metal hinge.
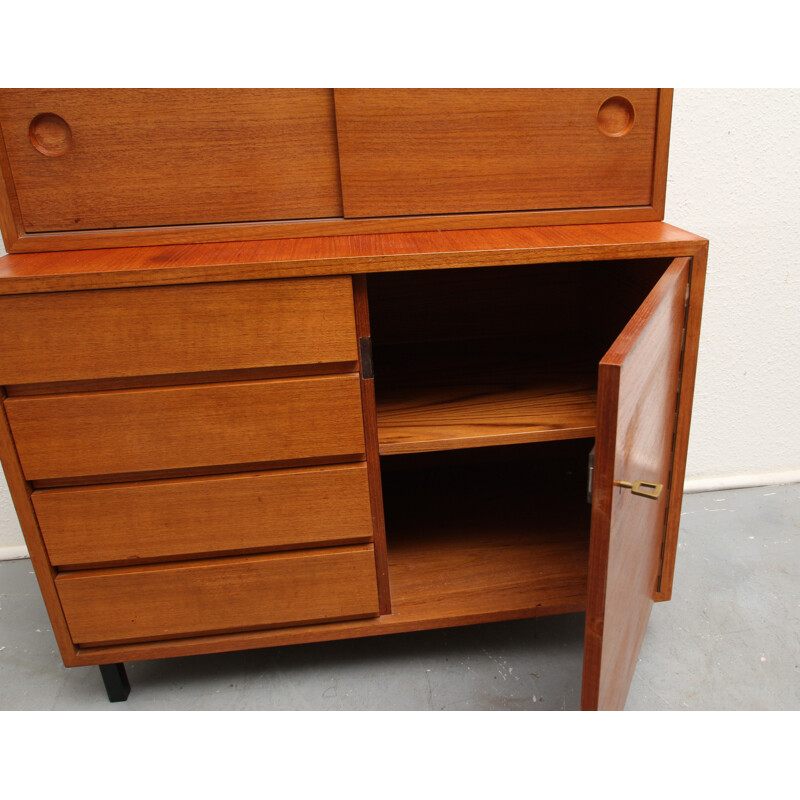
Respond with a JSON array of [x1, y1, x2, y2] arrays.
[[587, 444, 595, 504], [359, 337, 374, 379]]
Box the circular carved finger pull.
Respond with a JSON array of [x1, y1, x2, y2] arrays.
[[29, 113, 73, 156], [597, 96, 635, 138]]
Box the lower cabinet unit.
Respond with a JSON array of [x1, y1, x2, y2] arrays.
[[0, 223, 707, 710]]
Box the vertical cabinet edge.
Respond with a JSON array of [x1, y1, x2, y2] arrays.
[[656, 244, 708, 600]]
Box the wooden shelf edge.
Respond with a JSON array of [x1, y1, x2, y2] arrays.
[[376, 376, 598, 456], [378, 426, 597, 455]]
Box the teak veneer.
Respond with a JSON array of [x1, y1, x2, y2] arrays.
[[6, 375, 366, 482], [0, 89, 672, 253], [376, 375, 597, 455], [0, 89, 707, 710], [33, 463, 374, 568]]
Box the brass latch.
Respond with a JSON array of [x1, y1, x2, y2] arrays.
[[614, 479, 663, 500]]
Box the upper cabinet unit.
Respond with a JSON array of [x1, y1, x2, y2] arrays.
[[0, 89, 673, 253]]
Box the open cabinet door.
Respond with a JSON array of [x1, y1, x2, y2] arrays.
[[582, 256, 691, 710]]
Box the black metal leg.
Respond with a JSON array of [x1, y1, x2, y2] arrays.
[[99, 663, 130, 703]]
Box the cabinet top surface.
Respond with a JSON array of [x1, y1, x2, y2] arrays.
[[0, 222, 707, 295]]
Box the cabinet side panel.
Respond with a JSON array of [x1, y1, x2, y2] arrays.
[[0, 389, 77, 664], [657, 246, 708, 600], [651, 89, 674, 219], [0, 124, 23, 251]]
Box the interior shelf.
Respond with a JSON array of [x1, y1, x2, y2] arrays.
[[377, 372, 596, 455], [385, 514, 590, 625], [374, 339, 597, 455], [380, 444, 591, 625]]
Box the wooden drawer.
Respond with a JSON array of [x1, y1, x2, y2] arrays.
[[0, 89, 342, 232], [0, 277, 357, 386], [55, 545, 380, 646], [335, 89, 662, 217], [6, 375, 365, 482], [34, 463, 373, 567]]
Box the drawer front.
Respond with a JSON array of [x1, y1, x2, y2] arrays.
[[56, 545, 380, 646], [34, 463, 373, 567], [335, 89, 660, 218], [0, 277, 357, 386], [0, 89, 343, 232], [7, 375, 365, 482]]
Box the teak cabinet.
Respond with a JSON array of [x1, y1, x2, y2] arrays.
[[0, 89, 707, 710]]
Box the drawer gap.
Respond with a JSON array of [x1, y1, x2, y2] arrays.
[[54, 534, 376, 572], [70, 612, 383, 649], [29, 454, 367, 490], [5, 362, 360, 397]]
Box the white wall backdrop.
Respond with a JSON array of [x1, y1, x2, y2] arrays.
[[665, 89, 800, 486], [0, 88, 798, 555]]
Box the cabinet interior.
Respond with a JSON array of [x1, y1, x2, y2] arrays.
[[380, 441, 593, 623], [367, 258, 673, 618]]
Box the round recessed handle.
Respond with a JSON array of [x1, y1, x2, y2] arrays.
[[597, 96, 635, 138], [29, 113, 73, 157]]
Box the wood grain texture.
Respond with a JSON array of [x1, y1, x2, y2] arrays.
[[384, 516, 588, 625], [352, 275, 391, 613], [582, 257, 690, 711], [0, 277, 357, 385], [0, 89, 343, 231], [4, 362, 359, 398], [56, 545, 379, 646], [651, 90, 674, 219], [2, 206, 665, 254], [63, 443, 592, 665], [34, 463, 373, 568], [0, 389, 77, 663], [6, 375, 365, 482], [368, 263, 601, 454], [380, 452, 590, 624], [0, 123, 22, 252], [0, 87, 704, 705], [657, 244, 708, 600], [335, 89, 661, 217], [377, 375, 597, 454], [0, 222, 707, 295], [0, 88, 673, 254]]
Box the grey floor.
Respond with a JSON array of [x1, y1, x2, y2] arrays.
[[0, 483, 797, 711]]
